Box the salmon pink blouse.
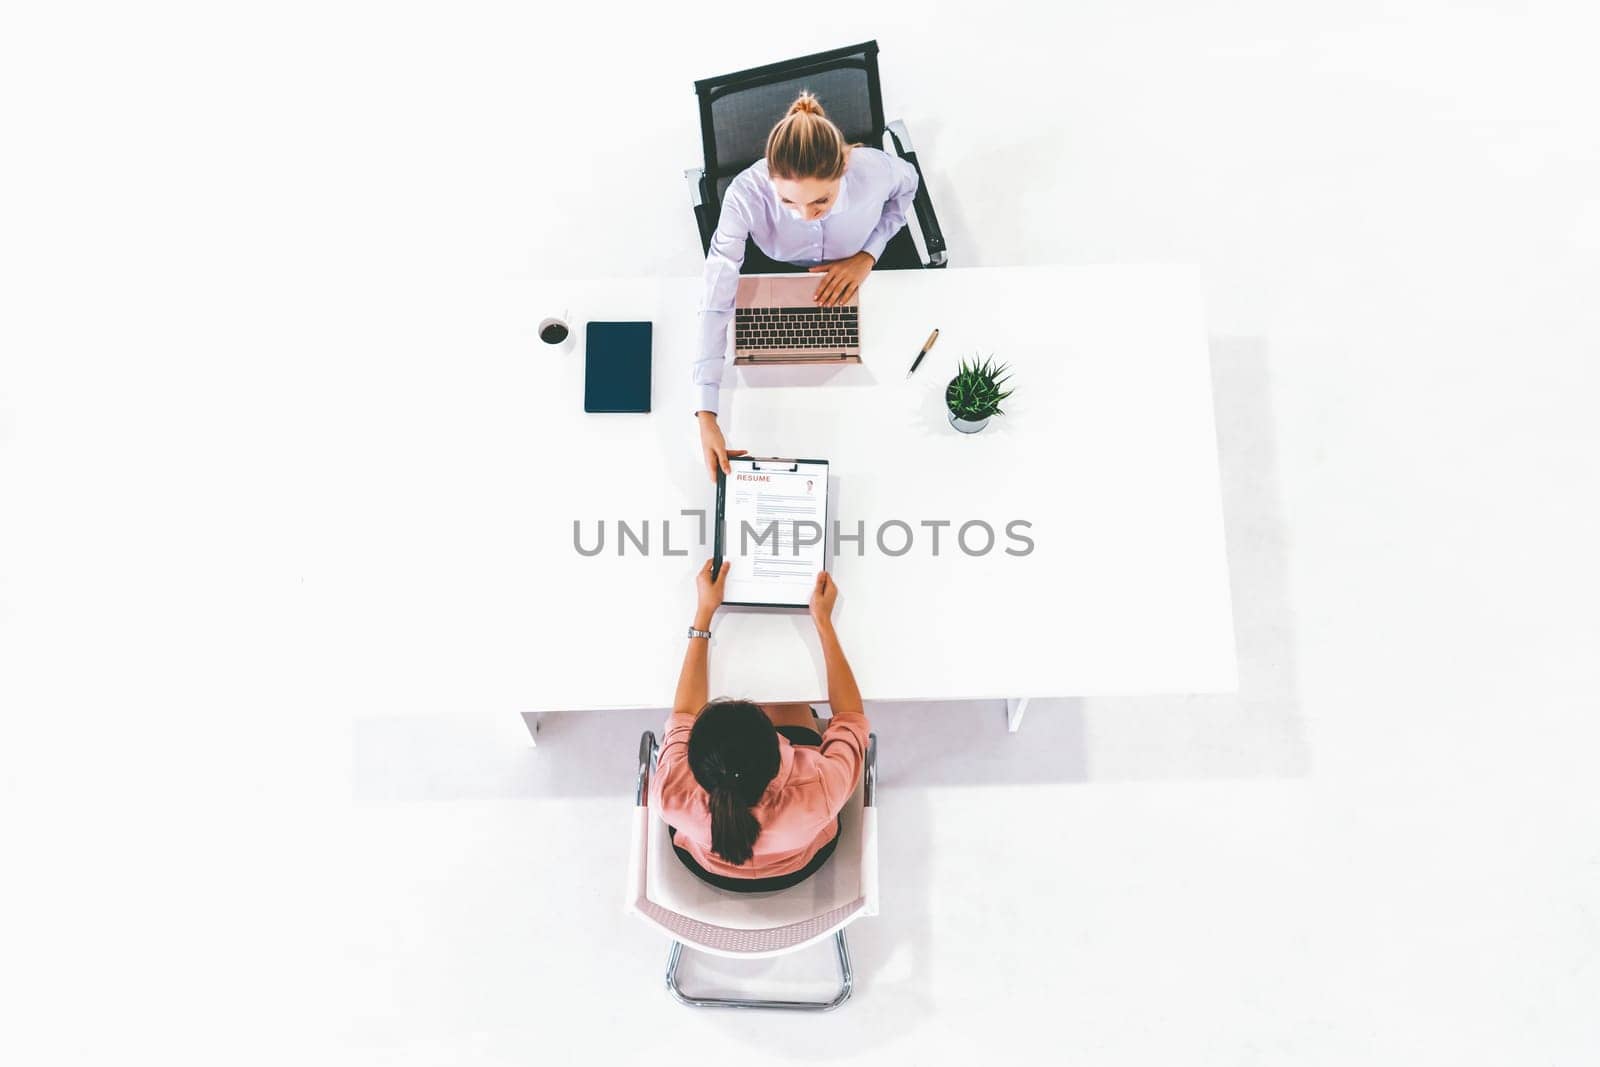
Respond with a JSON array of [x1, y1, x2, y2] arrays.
[[651, 709, 870, 880]]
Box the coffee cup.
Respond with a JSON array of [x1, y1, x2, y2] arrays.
[[538, 316, 572, 348]]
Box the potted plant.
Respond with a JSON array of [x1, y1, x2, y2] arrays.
[[945, 355, 1013, 434]]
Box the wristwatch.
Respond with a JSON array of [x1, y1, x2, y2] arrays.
[[686, 625, 712, 640]]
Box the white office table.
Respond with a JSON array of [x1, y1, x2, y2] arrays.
[[494, 264, 1236, 734]]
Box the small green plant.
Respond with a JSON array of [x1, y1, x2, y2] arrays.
[[945, 355, 1014, 422]]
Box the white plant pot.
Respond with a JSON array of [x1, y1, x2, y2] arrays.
[[948, 411, 990, 434]]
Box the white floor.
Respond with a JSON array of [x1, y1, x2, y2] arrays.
[[4, 3, 1599, 1064]]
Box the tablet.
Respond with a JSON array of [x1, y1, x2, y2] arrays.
[[583, 321, 651, 413]]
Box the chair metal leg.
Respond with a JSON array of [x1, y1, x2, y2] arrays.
[[664, 931, 854, 1011]]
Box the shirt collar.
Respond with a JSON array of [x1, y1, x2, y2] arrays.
[[828, 164, 850, 216]]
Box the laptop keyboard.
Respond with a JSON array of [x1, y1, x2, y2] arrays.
[[735, 305, 859, 351]]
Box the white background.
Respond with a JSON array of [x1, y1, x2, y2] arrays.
[[2, 2, 1598, 1064]]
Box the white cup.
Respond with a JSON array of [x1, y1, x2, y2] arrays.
[[538, 315, 573, 350]]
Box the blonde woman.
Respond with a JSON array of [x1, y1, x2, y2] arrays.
[[693, 91, 921, 481]]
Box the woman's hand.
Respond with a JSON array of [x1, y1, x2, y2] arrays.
[[697, 411, 747, 483], [695, 558, 731, 626], [808, 251, 875, 307], [808, 570, 839, 625]]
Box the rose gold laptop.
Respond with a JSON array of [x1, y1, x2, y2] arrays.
[[732, 274, 861, 365]]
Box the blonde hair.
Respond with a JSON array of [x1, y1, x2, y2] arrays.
[[765, 91, 862, 182]]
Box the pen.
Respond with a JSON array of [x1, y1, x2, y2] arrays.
[[906, 328, 940, 378]]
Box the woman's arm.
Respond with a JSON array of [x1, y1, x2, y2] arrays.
[[809, 153, 921, 305], [809, 571, 864, 717], [671, 559, 731, 717], [859, 152, 920, 265], [809, 571, 869, 811], [693, 185, 757, 481], [693, 182, 755, 413]]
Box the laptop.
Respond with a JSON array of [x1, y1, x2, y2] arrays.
[[732, 274, 861, 365]]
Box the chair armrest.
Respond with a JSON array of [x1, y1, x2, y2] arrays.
[[684, 168, 715, 257], [625, 807, 649, 911], [885, 121, 948, 268], [863, 733, 877, 807], [861, 733, 879, 915], [626, 731, 658, 914], [636, 730, 658, 805], [860, 807, 880, 917]]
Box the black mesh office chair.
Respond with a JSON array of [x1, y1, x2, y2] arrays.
[[685, 40, 948, 275]]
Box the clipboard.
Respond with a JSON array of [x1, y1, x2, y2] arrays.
[[713, 456, 830, 609]]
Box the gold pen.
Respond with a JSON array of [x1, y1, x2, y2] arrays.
[[906, 328, 940, 378]]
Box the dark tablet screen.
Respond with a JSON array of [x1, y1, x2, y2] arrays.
[[583, 321, 652, 413]]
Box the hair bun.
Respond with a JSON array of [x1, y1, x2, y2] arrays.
[[787, 91, 825, 118]]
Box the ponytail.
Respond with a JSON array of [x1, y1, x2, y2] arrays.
[[688, 700, 781, 867], [707, 780, 763, 867]]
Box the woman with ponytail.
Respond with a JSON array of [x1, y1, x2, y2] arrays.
[[693, 89, 922, 482], [651, 558, 871, 891]]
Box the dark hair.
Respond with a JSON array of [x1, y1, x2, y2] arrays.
[[687, 700, 779, 866]]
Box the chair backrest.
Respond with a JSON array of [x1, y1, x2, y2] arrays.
[[695, 41, 885, 217]]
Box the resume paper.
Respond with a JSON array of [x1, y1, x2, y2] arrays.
[[718, 458, 829, 607]]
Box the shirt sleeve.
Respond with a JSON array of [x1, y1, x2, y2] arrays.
[[859, 153, 920, 265], [815, 711, 871, 817], [692, 182, 756, 416], [649, 710, 699, 814]]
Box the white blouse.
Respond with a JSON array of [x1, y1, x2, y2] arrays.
[[692, 147, 919, 414]]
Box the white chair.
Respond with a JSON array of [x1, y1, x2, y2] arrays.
[[626, 729, 879, 1010]]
